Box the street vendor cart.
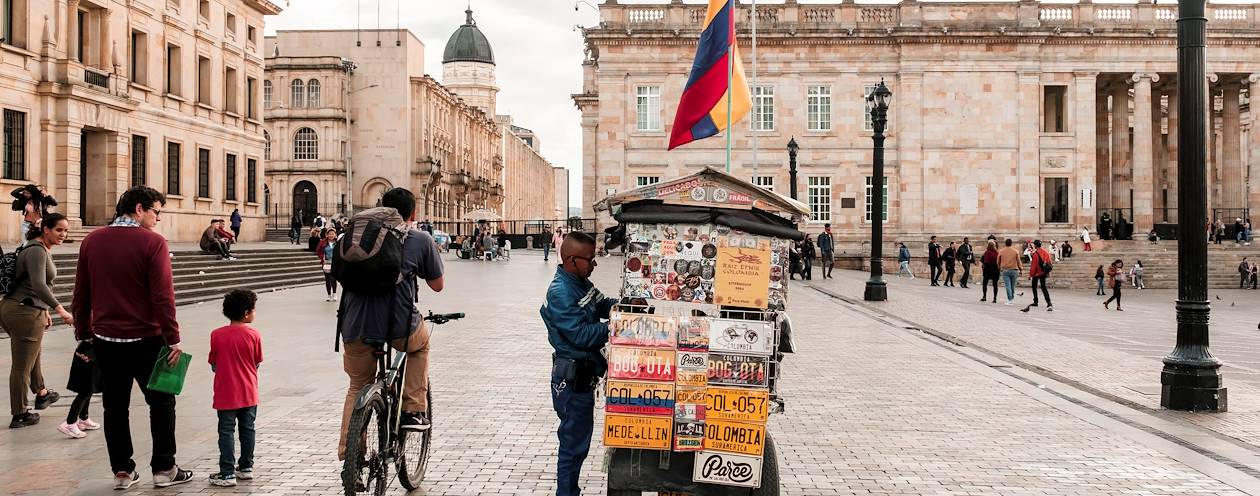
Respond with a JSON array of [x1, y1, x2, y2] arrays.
[[593, 168, 809, 496]]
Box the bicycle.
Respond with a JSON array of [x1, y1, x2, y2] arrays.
[[341, 311, 464, 496]]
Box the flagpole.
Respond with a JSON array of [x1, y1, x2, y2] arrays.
[[725, 0, 734, 173], [751, 0, 758, 185]]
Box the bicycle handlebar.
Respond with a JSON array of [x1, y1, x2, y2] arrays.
[[425, 312, 464, 324]]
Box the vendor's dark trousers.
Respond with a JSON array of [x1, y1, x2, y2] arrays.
[[1030, 275, 1052, 307], [821, 252, 834, 277], [94, 336, 177, 474], [551, 374, 594, 496], [930, 263, 941, 285], [803, 258, 813, 280], [959, 264, 971, 287], [981, 275, 999, 301]]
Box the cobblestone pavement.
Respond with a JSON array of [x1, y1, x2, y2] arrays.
[[1, 251, 1257, 495]]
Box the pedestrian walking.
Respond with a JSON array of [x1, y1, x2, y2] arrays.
[[927, 236, 943, 286], [788, 241, 802, 280], [942, 241, 957, 287], [60, 340, 101, 439], [818, 224, 835, 279], [1243, 257, 1253, 289], [207, 290, 263, 487], [3, 212, 73, 429], [542, 227, 553, 261], [540, 232, 618, 496], [1214, 219, 1226, 245], [1236, 218, 1246, 244], [1104, 260, 1125, 311], [73, 186, 193, 489], [998, 238, 1021, 305], [979, 240, 1000, 303], [1251, 262, 1258, 289], [229, 208, 242, 240], [897, 242, 914, 278], [957, 237, 974, 288], [800, 235, 816, 281], [289, 210, 303, 245], [1130, 260, 1145, 289], [1021, 240, 1054, 312], [1245, 219, 1252, 245], [1095, 265, 1107, 296], [1080, 226, 1092, 251], [316, 230, 338, 302], [552, 227, 565, 262]]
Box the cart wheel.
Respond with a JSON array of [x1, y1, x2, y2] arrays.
[[750, 433, 780, 496], [607, 490, 640, 496]]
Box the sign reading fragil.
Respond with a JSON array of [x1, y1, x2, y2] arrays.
[[692, 451, 763, 488]]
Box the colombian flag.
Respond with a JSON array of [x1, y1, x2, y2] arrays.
[[667, 0, 752, 150]]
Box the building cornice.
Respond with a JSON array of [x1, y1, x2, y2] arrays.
[[586, 30, 1260, 47]]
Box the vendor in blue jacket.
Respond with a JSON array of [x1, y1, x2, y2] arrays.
[[540, 231, 617, 496]]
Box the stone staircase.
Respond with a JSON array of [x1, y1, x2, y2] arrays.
[[1047, 241, 1257, 289]]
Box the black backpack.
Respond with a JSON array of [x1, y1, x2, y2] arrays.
[[331, 207, 409, 295], [1037, 251, 1053, 274], [0, 245, 26, 295]]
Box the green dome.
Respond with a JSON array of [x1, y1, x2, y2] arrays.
[[443, 8, 495, 65]]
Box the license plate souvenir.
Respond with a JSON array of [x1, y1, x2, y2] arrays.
[[609, 314, 677, 348], [677, 316, 709, 351], [603, 414, 672, 450], [675, 351, 708, 386], [703, 419, 765, 456], [692, 451, 763, 488], [705, 386, 770, 423], [608, 346, 676, 381], [708, 318, 773, 355], [707, 353, 769, 387], [674, 386, 707, 421], [674, 420, 705, 451], [605, 380, 675, 416]]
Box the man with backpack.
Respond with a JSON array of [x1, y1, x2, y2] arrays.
[[1242, 257, 1251, 289], [334, 188, 444, 462], [1021, 239, 1054, 313]]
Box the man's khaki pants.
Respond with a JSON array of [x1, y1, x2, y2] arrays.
[[338, 322, 431, 460]]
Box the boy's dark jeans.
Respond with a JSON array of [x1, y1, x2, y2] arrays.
[[217, 406, 257, 476]]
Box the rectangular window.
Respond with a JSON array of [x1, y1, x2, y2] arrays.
[[753, 175, 774, 192], [807, 85, 831, 132], [166, 141, 180, 194], [263, 80, 272, 109], [76, 9, 85, 62], [246, 77, 256, 119], [635, 85, 661, 131], [225, 12, 237, 38], [165, 44, 181, 96], [130, 135, 146, 186], [751, 85, 774, 131], [130, 30, 148, 85], [636, 176, 661, 187], [225, 153, 237, 200], [224, 66, 238, 113], [1043, 85, 1068, 133], [247, 25, 256, 44], [246, 158, 257, 203], [864, 176, 889, 223], [197, 147, 210, 198], [198, 0, 209, 20], [3, 109, 25, 180], [807, 176, 831, 222], [197, 56, 211, 105], [1044, 177, 1070, 223], [3, 0, 26, 49]]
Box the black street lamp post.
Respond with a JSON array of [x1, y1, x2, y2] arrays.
[[787, 138, 799, 200], [864, 80, 891, 302], [1161, 0, 1226, 411]]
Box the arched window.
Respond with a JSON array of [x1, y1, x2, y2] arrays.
[[290, 79, 305, 108], [263, 80, 272, 109], [263, 130, 271, 160], [307, 79, 321, 108], [293, 127, 318, 160]]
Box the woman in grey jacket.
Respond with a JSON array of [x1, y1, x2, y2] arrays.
[[2, 213, 74, 428]]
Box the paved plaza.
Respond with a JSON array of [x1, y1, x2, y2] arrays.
[[2, 251, 1260, 495]]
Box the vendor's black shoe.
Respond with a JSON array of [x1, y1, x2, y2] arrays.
[[34, 390, 60, 410], [10, 411, 39, 428]]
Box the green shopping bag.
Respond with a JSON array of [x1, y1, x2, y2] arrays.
[[146, 346, 192, 395]]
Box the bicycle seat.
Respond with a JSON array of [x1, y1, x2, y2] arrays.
[[361, 338, 387, 356]]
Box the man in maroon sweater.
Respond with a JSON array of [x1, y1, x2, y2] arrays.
[[73, 186, 193, 489]]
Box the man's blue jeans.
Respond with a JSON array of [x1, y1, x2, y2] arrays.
[[1001, 269, 1019, 303], [551, 373, 594, 496], [217, 406, 257, 476], [543, 240, 552, 261]]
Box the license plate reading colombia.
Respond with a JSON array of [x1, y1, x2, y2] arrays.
[[603, 414, 672, 450], [703, 419, 765, 456], [706, 353, 768, 387]]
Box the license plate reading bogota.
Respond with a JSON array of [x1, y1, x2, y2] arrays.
[[707, 353, 768, 387], [608, 346, 676, 382]]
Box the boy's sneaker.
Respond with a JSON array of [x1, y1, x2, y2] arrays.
[[57, 422, 86, 439], [153, 467, 194, 487], [208, 473, 237, 487], [236, 468, 254, 480], [114, 471, 139, 490], [76, 418, 101, 431]]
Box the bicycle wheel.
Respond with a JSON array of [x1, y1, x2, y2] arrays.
[[342, 393, 389, 496], [397, 384, 433, 490]]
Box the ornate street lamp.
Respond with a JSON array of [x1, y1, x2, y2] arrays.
[[863, 80, 892, 302], [1161, 0, 1226, 411], [787, 137, 799, 200]]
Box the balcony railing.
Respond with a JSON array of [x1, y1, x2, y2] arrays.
[[85, 69, 110, 89]]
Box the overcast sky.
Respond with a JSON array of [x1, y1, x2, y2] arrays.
[[265, 1, 601, 210]]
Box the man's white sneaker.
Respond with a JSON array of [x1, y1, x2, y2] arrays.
[[236, 468, 254, 480], [1005, 301, 1013, 306], [114, 471, 139, 490], [57, 422, 86, 439], [153, 467, 194, 487]]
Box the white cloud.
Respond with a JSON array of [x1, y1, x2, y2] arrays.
[[266, 0, 601, 210]]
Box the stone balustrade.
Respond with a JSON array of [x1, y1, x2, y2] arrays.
[[598, 1, 1260, 32]]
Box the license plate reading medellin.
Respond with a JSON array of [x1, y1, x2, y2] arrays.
[[705, 387, 769, 423], [703, 419, 765, 456], [603, 414, 672, 450], [608, 346, 676, 381], [706, 353, 768, 387], [605, 380, 675, 416]]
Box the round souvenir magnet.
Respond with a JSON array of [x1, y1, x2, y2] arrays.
[[666, 284, 681, 300], [692, 289, 706, 302], [701, 243, 717, 259], [673, 259, 690, 274], [652, 285, 667, 300], [701, 263, 716, 280], [685, 275, 701, 289], [680, 287, 694, 301], [771, 265, 783, 280], [712, 188, 729, 203], [687, 260, 702, 276], [626, 257, 642, 272], [690, 187, 706, 202]]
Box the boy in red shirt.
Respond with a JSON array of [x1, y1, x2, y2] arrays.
[[207, 290, 263, 487]]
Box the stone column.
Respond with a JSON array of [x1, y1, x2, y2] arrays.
[[1096, 88, 1111, 212], [1167, 89, 1179, 223], [1075, 72, 1099, 229], [1221, 82, 1243, 209], [1249, 75, 1260, 215], [98, 8, 111, 71], [67, 0, 80, 61], [1131, 73, 1157, 231], [1111, 83, 1131, 214], [1153, 88, 1165, 219], [1018, 71, 1041, 232]]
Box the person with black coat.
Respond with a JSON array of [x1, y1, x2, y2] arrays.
[[942, 241, 957, 287], [800, 235, 817, 281], [59, 341, 102, 439], [788, 242, 802, 280], [957, 237, 974, 289], [927, 236, 943, 286]]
